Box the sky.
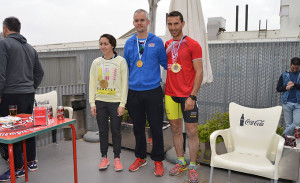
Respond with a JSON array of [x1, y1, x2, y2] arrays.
[[0, 0, 281, 45]]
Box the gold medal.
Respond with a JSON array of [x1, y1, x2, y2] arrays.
[[137, 60, 143, 68], [100, 80, 108, 88], [171, 63, 181, 73]]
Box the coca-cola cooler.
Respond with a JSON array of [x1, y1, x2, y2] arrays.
[[62, 94, 86, 140]]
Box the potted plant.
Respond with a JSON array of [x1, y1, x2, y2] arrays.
[[109, 109, 173, 153], [197, 111, 229, 164]]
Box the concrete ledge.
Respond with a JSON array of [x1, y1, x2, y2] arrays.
[[83, 131, 99, 143]]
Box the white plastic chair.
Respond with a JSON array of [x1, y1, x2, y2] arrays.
[[35, 90, 73, 118], [209, 102, 284, 183], [35, 90, 73, 146]]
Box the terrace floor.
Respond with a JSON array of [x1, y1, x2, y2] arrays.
[[0, 139, 294, 183]]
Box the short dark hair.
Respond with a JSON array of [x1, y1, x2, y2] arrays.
[[99, 34, 117, 55], [291, 57, 300, 66], [3, 17, 21, 33], [133, 9, 149, 20], [167, 11, 184, 22]]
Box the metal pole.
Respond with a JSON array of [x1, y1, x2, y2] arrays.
[[70, 124, 78, 183], [8, 144, 16, 183], [148, 0, 160, 34], [166, 13, 168, 25], [23, 140, 29, 182], [245, 4, 248, 31], [236, 5, 239, 32]]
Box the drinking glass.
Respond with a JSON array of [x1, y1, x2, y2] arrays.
[[9, 105, 17, 116]]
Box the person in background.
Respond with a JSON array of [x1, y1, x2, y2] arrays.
[[89, 34, 128, 172], [165, 11, 203, 183], [123, 9, 167, 177], [0, 16, 44, 181], [0, 31, 8, 162], [0, 31, 9, 165], [277, 57, 300, 136]]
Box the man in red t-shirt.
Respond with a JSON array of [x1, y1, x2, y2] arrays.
[[165, 11, 203, 183]]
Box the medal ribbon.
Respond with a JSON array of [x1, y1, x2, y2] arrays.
[[171, 36, 185, 63], [102, 54, 116, 80], [136, 38, 147, 61]]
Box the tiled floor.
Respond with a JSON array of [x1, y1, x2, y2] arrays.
[[0, 140, 293, 183]]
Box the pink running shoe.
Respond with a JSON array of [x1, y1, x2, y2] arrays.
[[114, 158, 123, 172], [98, 157, 110, 170]]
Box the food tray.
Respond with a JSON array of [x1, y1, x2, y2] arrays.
[[0, 116, 21, 124]]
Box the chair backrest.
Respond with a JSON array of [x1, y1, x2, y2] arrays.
[[35, 91, 58, 117], [229, 102, 282, 155]]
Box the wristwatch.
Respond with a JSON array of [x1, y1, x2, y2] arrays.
[[189, 95, 197, 101]]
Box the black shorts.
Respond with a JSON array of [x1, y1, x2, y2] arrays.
[[165, 95, 198, 123]]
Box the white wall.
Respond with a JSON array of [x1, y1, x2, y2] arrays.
[[280, 0, 300, 38]]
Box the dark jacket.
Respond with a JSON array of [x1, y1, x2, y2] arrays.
[[276, 71, 300, 104], [0, 33, 44, 96]]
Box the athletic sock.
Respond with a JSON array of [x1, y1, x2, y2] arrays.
[[189, 162, 197, 169], [177, 157, 186, 165]]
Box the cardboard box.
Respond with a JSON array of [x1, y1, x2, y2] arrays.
[[33, 107, 48, 126]]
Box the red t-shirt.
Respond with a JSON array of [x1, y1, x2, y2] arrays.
[[165, 36, 202, 97]]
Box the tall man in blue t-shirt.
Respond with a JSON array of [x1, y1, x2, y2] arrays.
[[277, 57, 300, 136], [123, 9, 167, 176]]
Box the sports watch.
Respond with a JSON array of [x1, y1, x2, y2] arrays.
[[189, 95, 197, 101]]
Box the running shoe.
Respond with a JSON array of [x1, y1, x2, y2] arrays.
[[154, 161, 164, 177], [0, 167, 25, 182], [169, 163, 188, 175], [27, 160, 38, 172], [99, 157, 110, 170], [128, 158, 147, 172], [114, 158, 123, 172], [188, 168, 199, 183]]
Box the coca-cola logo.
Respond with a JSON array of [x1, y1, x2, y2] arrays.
[[244, 119, 265, 126], [37, 100, 50, 106]]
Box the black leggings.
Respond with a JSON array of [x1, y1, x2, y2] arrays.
[[96, 101, 122, 158]]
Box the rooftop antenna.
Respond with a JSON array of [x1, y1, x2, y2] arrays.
[[236, 5, 239, 32], [245, 4, 248, 31]]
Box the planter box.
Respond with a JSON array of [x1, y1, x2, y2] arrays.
[[278, 147, 300, 181], [108, 121, 173, 153]]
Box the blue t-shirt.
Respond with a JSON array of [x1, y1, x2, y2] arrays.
[[287, 71, 300, 103]]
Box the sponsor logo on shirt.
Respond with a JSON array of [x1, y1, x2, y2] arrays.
[[190, 112, 197, 118], [97, 88, 116, 95], [148, 43, 155, 47]]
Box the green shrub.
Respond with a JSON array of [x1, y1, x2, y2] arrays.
[[122, 110, 128, 122], [276, 125, 284, 136], [122, 110, 149, 127], [197, 111, 229, 144]]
